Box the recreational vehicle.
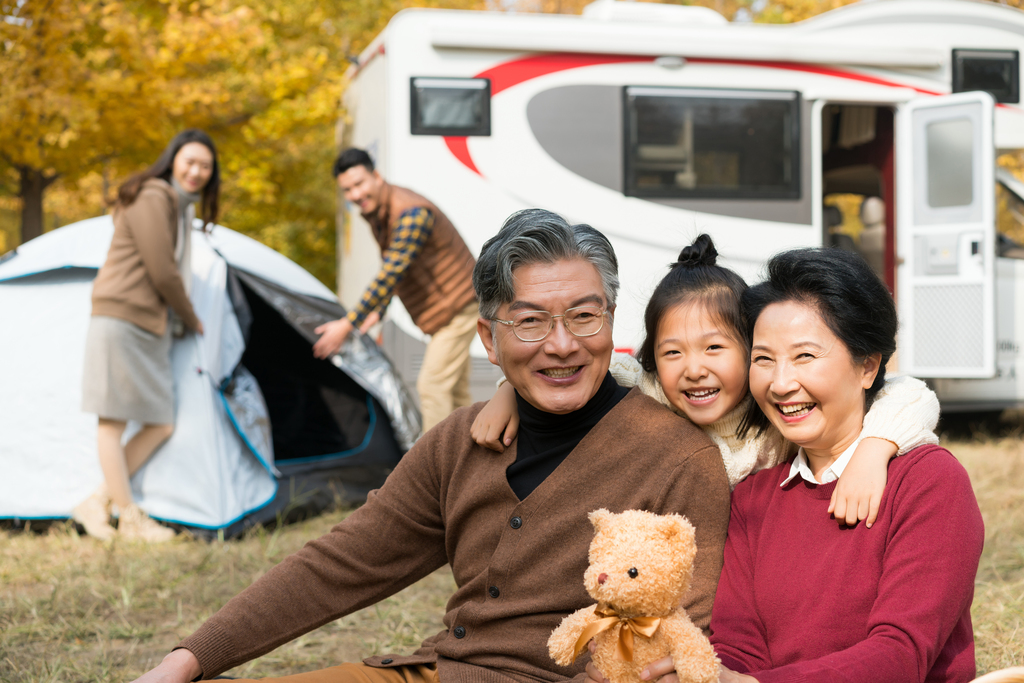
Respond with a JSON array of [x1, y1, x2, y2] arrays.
[[340, 0, 1024, 412]]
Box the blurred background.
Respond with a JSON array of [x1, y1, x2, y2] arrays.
[[7, 0, 1021, 288]]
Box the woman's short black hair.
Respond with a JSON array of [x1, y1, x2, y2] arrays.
[[332, 147, 374, 177], [636, 233, 749, 375], [739, 247, 898, 437], [116, 129, 220, 229]]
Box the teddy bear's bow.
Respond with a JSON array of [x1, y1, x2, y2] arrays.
[[573, 604, 662, 662]]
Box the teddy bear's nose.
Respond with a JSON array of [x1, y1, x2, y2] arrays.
[[598, 573, 608, 585]]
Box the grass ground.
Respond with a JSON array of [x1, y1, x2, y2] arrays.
[[2, 431, 1022, 681]]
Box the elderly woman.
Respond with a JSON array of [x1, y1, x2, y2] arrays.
[[709, 247, 984, 683]]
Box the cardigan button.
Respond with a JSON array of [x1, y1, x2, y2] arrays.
[[381, 659, 393, 665], [488, 585, 500, 598], [454, 626, 467, 638], [510, 516, 522, 529]]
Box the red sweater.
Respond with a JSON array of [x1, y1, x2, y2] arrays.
[[709, 444, 983, 683]]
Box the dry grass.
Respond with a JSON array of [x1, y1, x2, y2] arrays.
[[2, 431, 1022, 681], [0, 513, 455, 681], [955, 435, 1024, 674]]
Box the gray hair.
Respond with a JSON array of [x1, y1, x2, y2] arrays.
[[473, 208, 620, 321]]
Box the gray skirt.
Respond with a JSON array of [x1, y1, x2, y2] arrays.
[[81, 316, 174, 424]]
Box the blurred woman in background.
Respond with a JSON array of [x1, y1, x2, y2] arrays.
[[73, 129, 219, 542]]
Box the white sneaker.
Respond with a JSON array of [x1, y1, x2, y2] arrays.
[[118, 504, 175, 543], [71, 489, 115, 541]]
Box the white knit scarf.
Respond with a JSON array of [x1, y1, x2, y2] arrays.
[[170, 178, 201, 333]]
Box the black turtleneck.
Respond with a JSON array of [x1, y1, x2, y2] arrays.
[[507, 372, 630, 500]]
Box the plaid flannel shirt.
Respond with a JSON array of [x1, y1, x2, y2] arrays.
[[346, 207, 434, 328]]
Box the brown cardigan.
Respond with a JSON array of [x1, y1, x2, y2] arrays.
[[177, 388, 731, 682], [366, 183, 476, 335], [91, 178, 200, 336]]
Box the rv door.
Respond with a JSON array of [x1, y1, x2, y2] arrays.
[[896, 92, 996, 378]]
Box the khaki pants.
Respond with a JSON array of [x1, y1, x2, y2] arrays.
[[417, 300, 479, 432], [234, 663, 438, 683]]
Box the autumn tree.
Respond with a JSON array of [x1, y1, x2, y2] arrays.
[[0, 0, 482, 285], [0, 0, 271, 244]]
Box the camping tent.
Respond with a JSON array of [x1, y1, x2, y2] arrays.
[[0, 216, 421, 538]]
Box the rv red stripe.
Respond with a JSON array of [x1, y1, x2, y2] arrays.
[[441, 52, 971, 176], [444, 54, 650, 176], [478, 52, 652, 96], [685, 57, 944, 96], [444, 137, 482, 176]]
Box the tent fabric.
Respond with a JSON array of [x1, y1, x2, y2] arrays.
[[0, 217, 419, 536]]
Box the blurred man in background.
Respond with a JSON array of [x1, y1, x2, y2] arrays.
[[313, 148, 478, 432]]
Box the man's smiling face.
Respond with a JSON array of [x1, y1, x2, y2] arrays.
[[478, 259, 615, 415]]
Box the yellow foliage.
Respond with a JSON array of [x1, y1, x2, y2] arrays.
[[997, 152, 1024, 247], [2, 0, 1020, 284], [752, 0, 859, 23], [0, 0, 480, 286], [508, 0, 856, 21]]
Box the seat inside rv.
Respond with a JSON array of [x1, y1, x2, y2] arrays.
[[820, 105, 894, 285]]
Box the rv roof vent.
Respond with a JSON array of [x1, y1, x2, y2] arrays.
[[582, 0, 728, 26]]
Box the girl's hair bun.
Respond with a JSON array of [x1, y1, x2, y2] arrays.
[[675, 233, 718, 268]]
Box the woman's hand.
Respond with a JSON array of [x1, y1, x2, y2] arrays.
[[194, 320, 204, 336], [470, 381, 519, 453], [829, 436, 895, 527]]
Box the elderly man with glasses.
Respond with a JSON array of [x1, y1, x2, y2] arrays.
[[133, 209, 731, 683]]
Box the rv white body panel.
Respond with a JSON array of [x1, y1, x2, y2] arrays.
[[343, 0, 1024, 408]]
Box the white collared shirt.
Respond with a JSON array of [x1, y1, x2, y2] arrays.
[[781, 436, 863, 486]]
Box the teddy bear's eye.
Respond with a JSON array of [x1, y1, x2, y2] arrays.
[[628, 567, 638, 579]]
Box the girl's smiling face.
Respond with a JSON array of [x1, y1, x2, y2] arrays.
[[655, 302, 749, 426]]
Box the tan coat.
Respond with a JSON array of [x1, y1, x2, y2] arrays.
[[177, 389, 731, 682], [91, 178, 200, 336], [367, 183, 476, 335]]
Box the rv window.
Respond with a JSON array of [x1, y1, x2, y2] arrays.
[[410, 77, 491, 136], [926, 118, 974, 208], [952, 49, 1019, 104], [624, 87, 800, 200]]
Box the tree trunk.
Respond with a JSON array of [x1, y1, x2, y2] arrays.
[[18, 167, 57, 245]]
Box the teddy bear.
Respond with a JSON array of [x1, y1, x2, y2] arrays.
[[548, 508, 720, 683]]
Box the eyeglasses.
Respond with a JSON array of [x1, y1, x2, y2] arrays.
[[492, 305, 610, 342]]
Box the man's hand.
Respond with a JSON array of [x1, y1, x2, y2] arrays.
[[131, 649, 202, 683], [358, 310, 381, 335], [313, 318, 355, 359]]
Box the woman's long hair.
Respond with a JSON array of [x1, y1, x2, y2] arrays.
[[116, 129, 220, 230]]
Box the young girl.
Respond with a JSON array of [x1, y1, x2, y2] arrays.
[[471, 234, 939, 527]]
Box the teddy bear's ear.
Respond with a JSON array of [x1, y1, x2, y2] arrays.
[[660, 514, 696, 545], [589, 508, 612, 533]]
